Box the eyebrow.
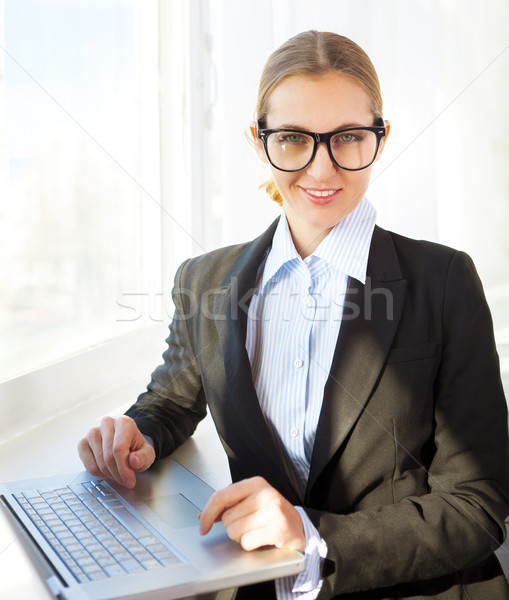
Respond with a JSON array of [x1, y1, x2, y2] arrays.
[[276, 122, 370, 131]]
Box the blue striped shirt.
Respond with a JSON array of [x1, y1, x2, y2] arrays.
[[245, 197, 377, 599]]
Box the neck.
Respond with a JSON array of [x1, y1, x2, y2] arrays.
[[286, 218, 332, 259]]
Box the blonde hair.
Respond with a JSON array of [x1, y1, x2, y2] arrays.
[[256, 31, 383, 206]]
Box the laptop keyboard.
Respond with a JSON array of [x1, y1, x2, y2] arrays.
[[14, 480, 181, 583]]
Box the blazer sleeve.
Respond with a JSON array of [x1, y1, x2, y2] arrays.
[[125, 260, 207, 459], [305, 250, 509, 595]]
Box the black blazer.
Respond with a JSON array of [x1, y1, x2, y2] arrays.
[[127, 220, 509, 599]]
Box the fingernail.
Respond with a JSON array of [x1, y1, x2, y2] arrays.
[[126, 478, 135, 488]]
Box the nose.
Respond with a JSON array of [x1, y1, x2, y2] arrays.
[[305, 142, 337, 180]]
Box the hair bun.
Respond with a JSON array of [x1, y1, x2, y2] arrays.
[[261, 178, 283, 206]]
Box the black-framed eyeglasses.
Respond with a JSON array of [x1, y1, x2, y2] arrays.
[[256, 121, 387, 172]]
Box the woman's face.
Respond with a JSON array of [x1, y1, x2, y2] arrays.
[[255, 72, 387, 255]]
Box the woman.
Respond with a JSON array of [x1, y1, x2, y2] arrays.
[[78, 31, 509, 599]]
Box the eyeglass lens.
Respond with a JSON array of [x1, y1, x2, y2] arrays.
[[265, 130, 379, 171]]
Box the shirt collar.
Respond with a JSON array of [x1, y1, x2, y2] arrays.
[[260, 197, 377, 292]]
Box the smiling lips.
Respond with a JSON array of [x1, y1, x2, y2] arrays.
[[301, 187, 341, 204]]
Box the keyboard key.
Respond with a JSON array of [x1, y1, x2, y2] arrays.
[[81, 482, 98, 493], [104, 564, 127, 577], [71, 550, 90, 562], [52, 525, 68, 535], [159, 554, 181, 566], [88, 571, 108, 581], [78, 535, 95, 546], [58, 550, 72, 563], [93, 482, 111, 496], [123, 540, 145, 553], [66, 543, 83, 555], [78, 556, 96, 568], [69, 564, 86, 578], [97, 556, 116, 568], [153, 550, 178, 565], [23, 490, 41, 500], [121, 559, 145, 574], [108, 507, 152, 537], [41, 491, 58, 499], [66, 518, 81, 528], [138, 534, 159, 545], [140, 558, 163, 570], [131, 549, 153, 563], [116, 550, 132, 562]]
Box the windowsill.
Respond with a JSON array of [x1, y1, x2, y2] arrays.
[[0, 374, 230, 490], [0, 378, 142, 483], [0, 323, 168, 448]]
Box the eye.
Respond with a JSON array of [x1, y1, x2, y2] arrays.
[[277, 132, 309, 144], [338, 133, 358, 143]]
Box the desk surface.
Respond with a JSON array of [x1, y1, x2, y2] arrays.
[[0, 385, 231, 599]]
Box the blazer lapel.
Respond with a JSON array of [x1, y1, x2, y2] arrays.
[[212, 219, 301, 503], [306, 226, 407, 498]]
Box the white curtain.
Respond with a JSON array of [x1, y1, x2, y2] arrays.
[[208, 0, 509, 351]]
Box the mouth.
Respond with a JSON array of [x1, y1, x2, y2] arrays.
[[301, 187, 341, 205]]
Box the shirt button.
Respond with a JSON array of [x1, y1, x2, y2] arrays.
[[290, 427, 299, 438], [294, 358, 304, 369], [303, 295, 312, 307]]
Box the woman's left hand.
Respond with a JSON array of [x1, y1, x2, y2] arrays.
[[198, 476, 306, 553]]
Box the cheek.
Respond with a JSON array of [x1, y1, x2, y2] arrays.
[[344, 169, 373, 193], [270, 170, 296, 195]]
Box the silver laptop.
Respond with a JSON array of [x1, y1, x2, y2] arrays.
[[0, 460, 304, 600]]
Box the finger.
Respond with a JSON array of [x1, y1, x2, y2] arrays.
[[77, 438, 102, 477], [199, 477, 267, 535], [129, 443, 155, 473], [100, 417, 126, 485], [199, 486, 248, 534], [221, 485, 274, 528], [85, 426, 115, 482], [223, 507, 272, 546], [239, 524, 282, 552], [230, 508, 304, 552], [198, 492, 229, 534], [111, 417, 142, 487]]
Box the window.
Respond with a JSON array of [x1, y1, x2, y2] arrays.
[[0, 0, 162, 381]]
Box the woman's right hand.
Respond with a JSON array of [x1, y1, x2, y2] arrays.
[[77, 415, 155, 488]]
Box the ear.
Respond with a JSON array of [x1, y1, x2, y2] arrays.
[[250, 121, 268, 163], [384, 119, 391, 141], [375, 119, 390, 161]]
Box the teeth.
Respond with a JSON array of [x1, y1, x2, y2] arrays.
[[306, 189, 336, 197]]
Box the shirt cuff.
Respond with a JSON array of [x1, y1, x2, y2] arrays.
[[275, 506, 327, 600], [142, 434, 154, 448]]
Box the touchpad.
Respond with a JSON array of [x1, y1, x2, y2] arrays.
[[145, 493, 201, 529]]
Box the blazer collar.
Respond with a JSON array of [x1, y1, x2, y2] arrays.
[[213, 218, 303, 503]]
